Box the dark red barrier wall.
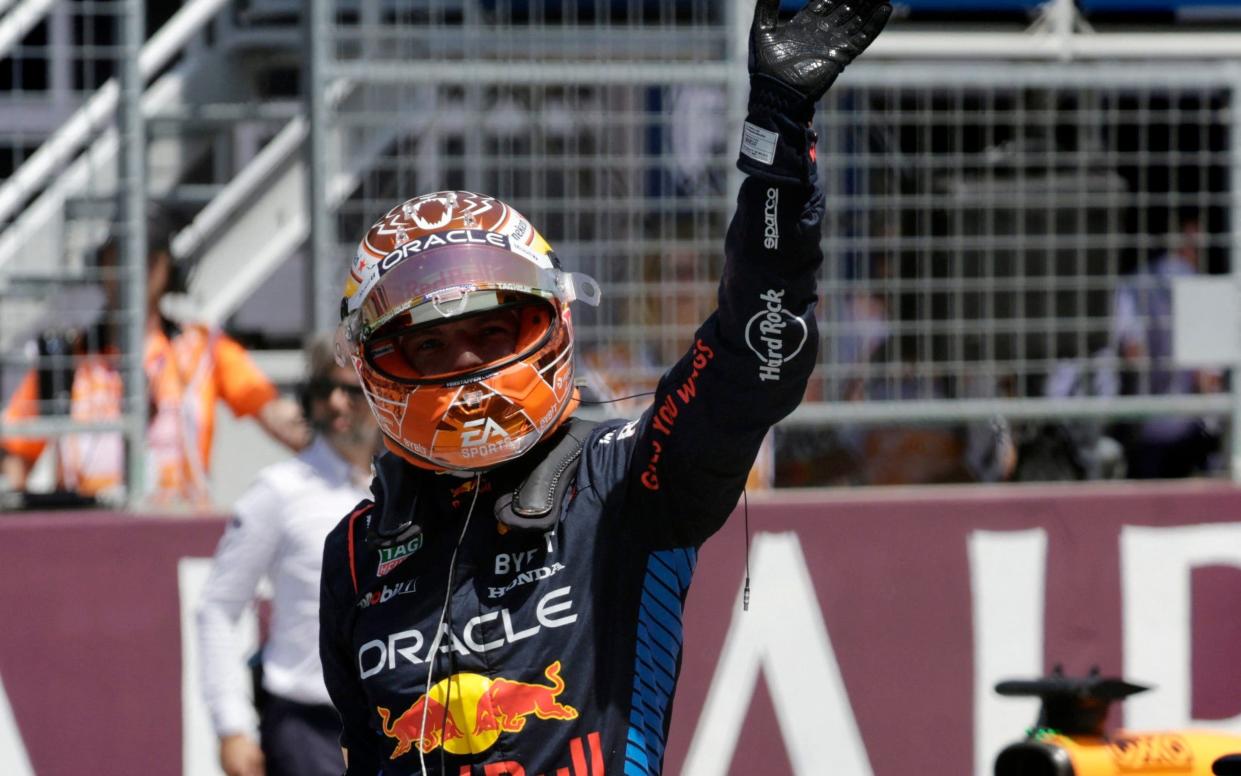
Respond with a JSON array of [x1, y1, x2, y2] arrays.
[[0, 511, 222, 769], [667, 481, 1241, 774], [3, 482, 1241, 774], [0, 514, 224, 774]]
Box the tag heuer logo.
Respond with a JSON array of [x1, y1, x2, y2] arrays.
[[377, 536, 424, 577]]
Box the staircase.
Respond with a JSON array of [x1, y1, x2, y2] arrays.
[[0, 0, 315, 359], [0, 0, 333, 502]]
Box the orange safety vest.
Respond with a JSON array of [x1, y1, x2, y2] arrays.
[[2, 324, 277, 506]]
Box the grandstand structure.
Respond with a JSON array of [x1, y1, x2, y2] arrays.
[[1, 0, 1240, 502]]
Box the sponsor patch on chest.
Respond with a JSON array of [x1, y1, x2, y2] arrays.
[[377, 535, 424, 576]]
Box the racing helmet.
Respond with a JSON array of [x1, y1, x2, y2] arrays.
[[336, 191, 600, 472]]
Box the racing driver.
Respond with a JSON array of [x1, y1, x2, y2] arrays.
[[319, 0, 891, 773]]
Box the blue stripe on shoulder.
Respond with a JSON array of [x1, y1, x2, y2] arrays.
[[624, 547, 698, 775]]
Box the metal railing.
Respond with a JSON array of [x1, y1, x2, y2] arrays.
[[298, 0, 1240, 484], [0, 0, 229, 236], [0, 0, 229, 502], [3, 0, 1241, 494]]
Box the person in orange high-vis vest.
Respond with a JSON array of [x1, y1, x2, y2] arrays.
[[3, 353, 125, 497], [1, 206, 308, 506]]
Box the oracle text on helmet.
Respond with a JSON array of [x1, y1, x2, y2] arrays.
[[377, 230, 513, 276]]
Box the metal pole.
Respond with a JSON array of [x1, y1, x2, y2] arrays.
[[1230, 65, 1241, 482], [306, 0, 334, 332], [118, 0, 147, 504]]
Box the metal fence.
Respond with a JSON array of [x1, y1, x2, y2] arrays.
[[817, 65, 1235, 413], [304, 0, 744, 404], [2, 0, 1240, 495], [0, 0, 148, 500], [306, 1, 1238, 427]]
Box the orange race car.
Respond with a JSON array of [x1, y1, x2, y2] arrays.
[[993, 669, 1241, 775]]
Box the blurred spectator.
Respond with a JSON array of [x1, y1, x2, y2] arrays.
[[777, 242, 1016, 487], [835, 255, 893, 402], [669, 85, 727, 195], [0, 205, 308, 507], [850, 338, 1014, 485], [777, 330, 1016, 486], [1111, 211, 1223, 478], [1012, 351, 1126, 482], [196, 336, 376, 776]]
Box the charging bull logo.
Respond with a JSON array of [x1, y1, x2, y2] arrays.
[[377, 662, 578, 759], [473, 661, 578, 734], [377, 694, 463, 758]]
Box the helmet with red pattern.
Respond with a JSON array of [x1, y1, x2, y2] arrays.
[[335, 191, 600, 472]]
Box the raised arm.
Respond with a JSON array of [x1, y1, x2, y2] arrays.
[[624, 0, 890, 548]]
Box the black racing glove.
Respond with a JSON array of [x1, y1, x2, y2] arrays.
[[738, 0, 891, 185]]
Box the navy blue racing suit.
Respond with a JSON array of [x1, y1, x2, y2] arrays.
[[319, 164, 824, 775]]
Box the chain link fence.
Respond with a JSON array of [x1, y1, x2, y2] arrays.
[[2, 0, 1238, 494], [818, 67, 1233, 405], [0, 0, 149, 503], [309, 0, 1238, 483], [310, 0, 742, 407]]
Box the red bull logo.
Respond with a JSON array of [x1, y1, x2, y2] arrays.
[[376, 661, 578, 759], [377, 694, 463, 758], [473, 661, 578, 734]]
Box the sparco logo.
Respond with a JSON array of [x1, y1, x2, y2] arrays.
[[763, 187, 780, 250], [744, 288, 808, 382]]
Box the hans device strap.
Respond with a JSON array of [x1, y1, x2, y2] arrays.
[[494, 418, 597, 532], [365, 454, 424, 550], [363, 418, 597, 550]]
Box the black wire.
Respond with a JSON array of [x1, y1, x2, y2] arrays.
[[437, 473, 480, 774], [417, 473, 480, 775], [742, 488, 752, 612], [578, 390, 656, 406], [439, 620, 454, 774]]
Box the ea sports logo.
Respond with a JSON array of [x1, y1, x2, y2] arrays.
[[460, 417, 511, 447]]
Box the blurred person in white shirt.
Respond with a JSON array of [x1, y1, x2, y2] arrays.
[[196, 336, 378, 776], [1112, 211, 1222, 478]]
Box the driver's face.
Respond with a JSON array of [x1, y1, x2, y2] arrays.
[[397, 309, 520, 377]]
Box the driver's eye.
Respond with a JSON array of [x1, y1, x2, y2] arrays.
[[405, 337, 441, 354]]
